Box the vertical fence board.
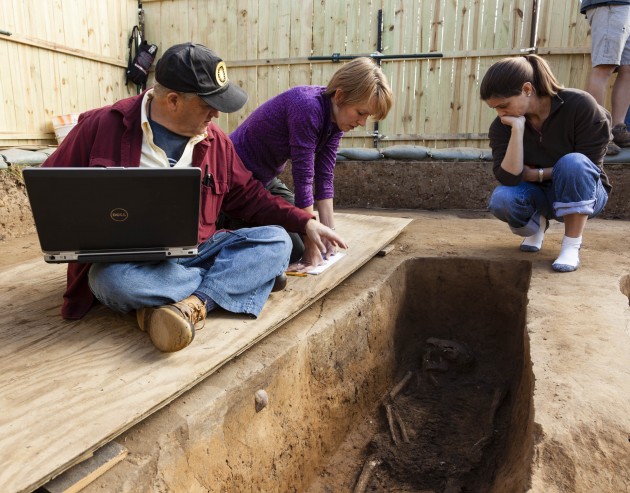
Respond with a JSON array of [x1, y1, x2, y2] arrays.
[[311, 0, 340, 91], [175, 0, 190, 45], [6, 0, 23, 34], [0, 3, 18, 133], [571, 7, 591, 50], [0, 39, 17, 133], [383, 1, 404, 137], [205, 0, 228, 132], [212, 0, 229, 57], [443, 0, 461, 135], [404, 1, 420, 137], [256, 0, 271, 104], [232, 0, 258, 127], [480, 0, 499, 50], [349, 0, 375, 54], [188, 0, 199, 41], [288, 0, 313, 87], [277, 0, 291, 93], [7, 46, 31, 133], [50, 3, 71, 114], [429, 0, 446, 139], [194, 0, 210, 46]]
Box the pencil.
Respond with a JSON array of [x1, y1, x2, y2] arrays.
[[286, 272, 308, 277]]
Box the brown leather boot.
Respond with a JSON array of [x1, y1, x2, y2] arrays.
[[612, 124, 630, 147], [606, 141, 621, 156], [271, 273, 287, 292], [136, 295, 207, 352]]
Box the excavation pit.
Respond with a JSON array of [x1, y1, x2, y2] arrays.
[[306, 257, 534, 493], [92, 256, 534, 492]]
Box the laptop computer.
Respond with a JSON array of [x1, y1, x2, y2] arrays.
[[22, 167, 201, 263]]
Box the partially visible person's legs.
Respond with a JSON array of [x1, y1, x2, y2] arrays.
[[488, 181, 554, 249], [586, 5, 630, 149], [89, 261, 204, 313], [488, 153, 608, 272], [217, 178, 304, 263], [552, 153, 608, 222], [186, 226, 292, 316], [586, 64, 617, 105], [265, 178, 305, 263], [611, 65, 630, 126], [89, 226, 292, 351], [551, 153, 609, 272], [611, 64, 630, 148]]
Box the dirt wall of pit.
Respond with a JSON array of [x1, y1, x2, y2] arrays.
[[281, 160, 630, 219], [78, 257, 533, 492]]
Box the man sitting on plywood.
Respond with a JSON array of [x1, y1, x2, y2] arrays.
[[42, 42, 347, 353]]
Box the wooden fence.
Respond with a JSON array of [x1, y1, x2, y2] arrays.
[[0, 0, 595, 149], [0, 0, 138, 147]]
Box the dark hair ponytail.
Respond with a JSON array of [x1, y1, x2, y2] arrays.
[[480, 54, 563, 100], [525, 54, 563, 97]]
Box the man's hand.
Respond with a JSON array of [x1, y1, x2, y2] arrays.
[[304, 219, 348, 252]]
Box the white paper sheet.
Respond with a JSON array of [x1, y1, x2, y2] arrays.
[[306, 252, 346, 275]]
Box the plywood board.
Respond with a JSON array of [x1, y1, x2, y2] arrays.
[[0, 212, 411, 493]]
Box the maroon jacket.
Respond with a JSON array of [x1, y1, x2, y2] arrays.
[[43, 91, 314, 320]]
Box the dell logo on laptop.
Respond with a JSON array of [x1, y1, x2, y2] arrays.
[[110, 208, 129, 221]]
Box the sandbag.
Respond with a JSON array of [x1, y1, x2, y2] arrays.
[[336, 148, 383, 161], [381, 145, 430, 160], [38, 147, 58, 156], [0, 148, 49, 165], [429, 147, 487, 161], [480, 149, 493, 161], [603, 147, 630, 164]]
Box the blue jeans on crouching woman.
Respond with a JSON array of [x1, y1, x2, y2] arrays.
[[88, 226, 292, 317], [488, 153, 609, 237]]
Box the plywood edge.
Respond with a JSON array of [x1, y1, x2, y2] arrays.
[[41, 442, 128, 493]]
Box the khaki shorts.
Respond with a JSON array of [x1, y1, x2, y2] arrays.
[[586, 4, 630, 66]]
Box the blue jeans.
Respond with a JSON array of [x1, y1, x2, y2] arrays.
[[88, 226, 292, 316], [488, 153, 609, 237]]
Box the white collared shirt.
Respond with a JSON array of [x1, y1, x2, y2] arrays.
[[139, 89, 207, 168]]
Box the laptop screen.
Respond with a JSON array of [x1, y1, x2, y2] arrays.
[[23, 167, 201, 262]]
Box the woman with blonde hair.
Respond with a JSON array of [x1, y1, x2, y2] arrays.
[[229, 57, 393, 269], [480, 54, 611, 272]]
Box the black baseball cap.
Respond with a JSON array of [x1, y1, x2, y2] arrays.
[[155, 42, 248, 113]]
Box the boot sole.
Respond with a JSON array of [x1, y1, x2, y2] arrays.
[[147, 305, 195, 352], [136, 307, 152, 332]]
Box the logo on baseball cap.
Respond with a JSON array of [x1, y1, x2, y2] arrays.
[[155, 42, 248, 113]]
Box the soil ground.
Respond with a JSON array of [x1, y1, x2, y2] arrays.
[[0, 169, 34, 240]]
